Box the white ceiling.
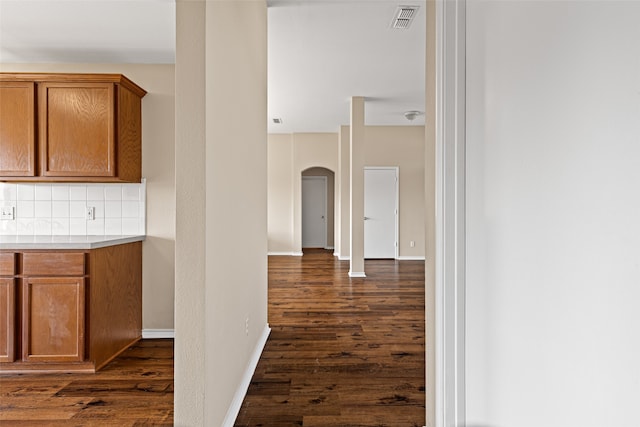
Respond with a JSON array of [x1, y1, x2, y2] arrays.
[[0, 0, 426, 133]]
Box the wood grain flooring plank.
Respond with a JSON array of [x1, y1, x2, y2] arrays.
[[236, 250, 426, 426], [0, 339, 173, 425]]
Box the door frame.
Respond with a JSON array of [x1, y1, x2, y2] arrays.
[[301, 176, 327, 249], [431, 0, 467, 426], [364, 166, 399, 260]]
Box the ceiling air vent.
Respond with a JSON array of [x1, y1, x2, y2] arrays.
[[391, 6, 419, 29], [272, 118, 282, 124]]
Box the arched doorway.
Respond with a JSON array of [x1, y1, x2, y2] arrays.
[[301, 167, 335, 251]]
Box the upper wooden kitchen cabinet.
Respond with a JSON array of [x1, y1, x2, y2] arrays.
[[0, 82, 36, 177], [0, 73, 146, 182]]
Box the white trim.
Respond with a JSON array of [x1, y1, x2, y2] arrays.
[[222, 324, 271, 427], [435, 0, 466, 426], [338, 255, 350, 261], [333, 252, 340, 257], [396, 256, 426, 261], [348, 271, 366, 278], [268, 251, 298, 256], [324, 246, 334, 250], [142, 329, 175, 339], [292, 252, 303, 257]]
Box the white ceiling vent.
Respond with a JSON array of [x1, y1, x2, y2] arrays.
[[391, 6, 419, 30]]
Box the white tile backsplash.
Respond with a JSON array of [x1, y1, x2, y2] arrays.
[[52, 218, 70, 236], [52, 185, 70, 201], [17, 184, 34, 201], [105, 201, 122, 218], [69, 185, 87, 201], [0, 183, 17, 201], [35, 185, 52, 201], [34, 201, 52, 218], [52, 201, 70, 218], [105, 218, 122, 235], [105, 185, 122, 201], [87, 218, 105, 235], [0, 182, 146, 236], [87, 185, 104, 201], [69, 218, 87, 235], [17, 201, 34, 218], [34, 219, 52, 235]]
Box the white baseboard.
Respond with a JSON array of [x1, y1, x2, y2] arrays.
[[348, 271, 366, 278], [142, 329, 175, 339], [267, 251, 304, 256], [222, 324, 271, 427], [324, 246, 334, 250], [338, 255, 350, 261], [396, 256, 426, 261]]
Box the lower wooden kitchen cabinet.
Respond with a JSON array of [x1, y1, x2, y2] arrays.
[[0, 241, 142, 373]]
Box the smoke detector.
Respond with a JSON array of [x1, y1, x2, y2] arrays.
[[391, 6, 420, 30], [404, 110, 423, 121]]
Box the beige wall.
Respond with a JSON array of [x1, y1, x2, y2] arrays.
[[365, 126, 425, 259], [0, 62, 176, 331], [267, 134, 294, 253], [267, 126, 426, 259], [176, 0, 268, 425], [267, 133, 339, 255]]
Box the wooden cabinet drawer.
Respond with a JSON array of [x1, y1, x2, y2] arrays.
[[22, 252, 85, 276], [0, 253, 16, 276]]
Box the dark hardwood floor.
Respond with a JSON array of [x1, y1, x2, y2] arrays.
[[235, 249, 426, 427], [0, 339, 173, 426], [0, 250, 425, 426]]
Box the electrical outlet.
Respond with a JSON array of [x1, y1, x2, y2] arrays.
[[245, 317, 249, 336], [1, 206, 15, 220], [86, 206, 95, 220], [410, 240, 415, 247]]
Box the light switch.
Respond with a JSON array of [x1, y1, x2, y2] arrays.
[[1, 206, 15, 220]]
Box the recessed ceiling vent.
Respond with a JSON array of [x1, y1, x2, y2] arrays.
[[391, 6, 419, 29]]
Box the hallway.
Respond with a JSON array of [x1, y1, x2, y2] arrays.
[[235, 250, 425, 427]]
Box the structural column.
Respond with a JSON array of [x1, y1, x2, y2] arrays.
[[349, 97, 366, 277], [338, 125, 351, 260]]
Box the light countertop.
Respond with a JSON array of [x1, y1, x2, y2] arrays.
[[0, 235, 145, 250]]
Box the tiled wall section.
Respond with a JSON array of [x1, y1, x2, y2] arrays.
[[0, 182, 146, 236]]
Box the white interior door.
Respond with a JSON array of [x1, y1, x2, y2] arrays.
[[302, 176, 327, 248], [364, 168, 398, 259]]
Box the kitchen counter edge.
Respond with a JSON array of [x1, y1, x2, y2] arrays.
[[0, 235, 146, 250]]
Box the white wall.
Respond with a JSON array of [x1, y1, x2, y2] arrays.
[[466, 2, 640, 426]]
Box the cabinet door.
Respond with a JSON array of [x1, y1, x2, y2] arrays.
[[0, 278, 16, 363], [0, 82, 36, 176], [22, 277, 85, 362], [39, 82, 115, 177]]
